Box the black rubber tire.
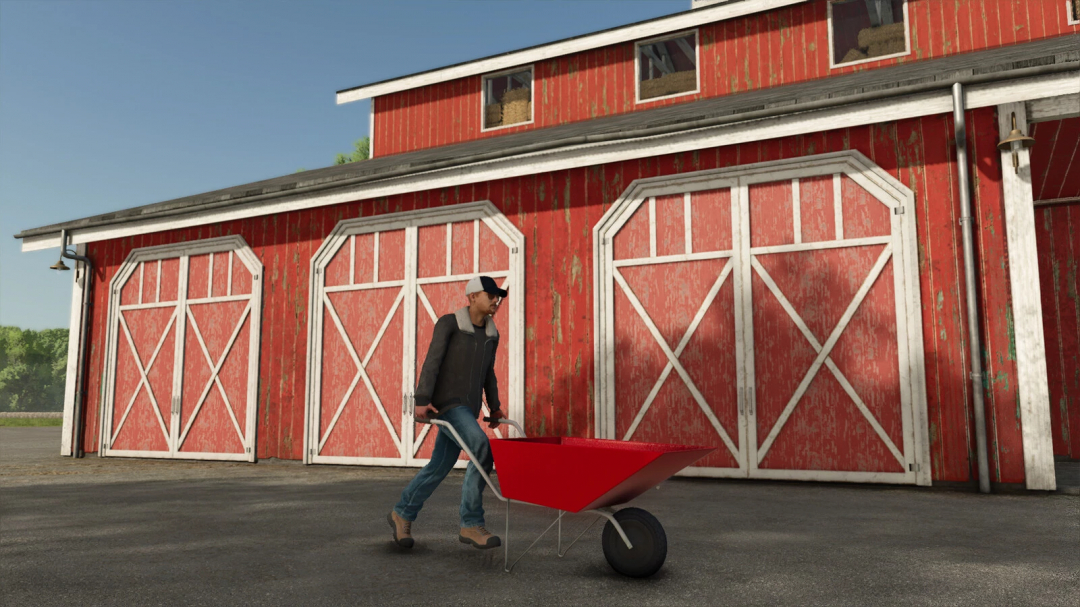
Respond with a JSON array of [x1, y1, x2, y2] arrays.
[[601, 507, 667, 578]]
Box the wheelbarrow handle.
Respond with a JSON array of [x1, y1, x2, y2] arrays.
[[417, 417, 513, 502], [482, 417, 526, 439]]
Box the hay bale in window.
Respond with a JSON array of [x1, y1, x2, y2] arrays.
[[503, 87, 530, 103], [502, 99, 531, 125], [485, 103, 502, 128], [868, 38, 906, 58], [841, 48, 868, 64], [857, 22, 906, 50], [640, 70, 697, 100]]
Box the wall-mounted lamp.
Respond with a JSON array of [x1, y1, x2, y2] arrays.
[[997, 112, 1035, 175], [50, 229, 89, 273]]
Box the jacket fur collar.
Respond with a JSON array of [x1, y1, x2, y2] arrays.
[[454, 307, 499, 338]]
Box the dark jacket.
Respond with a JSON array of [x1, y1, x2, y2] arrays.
[[414, 307, 501, 418]]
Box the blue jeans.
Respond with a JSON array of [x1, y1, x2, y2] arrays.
[[394, 406, 493, 528]]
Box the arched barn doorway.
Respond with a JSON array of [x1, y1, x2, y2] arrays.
[[594, 151, 930, 485], [100, 236, 263, 461], [304, 202, 525, 466]]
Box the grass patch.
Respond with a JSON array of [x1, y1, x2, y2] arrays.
[[0, 418, 63, 427]]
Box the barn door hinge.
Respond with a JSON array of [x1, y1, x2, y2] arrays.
[[511, 247, 518, 254], [246, 447, 251, 454], [893, 206, 905, 215], [909, 463, 920, 472]]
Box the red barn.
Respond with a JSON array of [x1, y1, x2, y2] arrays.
[[17, 0, 1080, 491]]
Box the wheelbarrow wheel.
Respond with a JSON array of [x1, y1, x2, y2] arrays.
[[602, 507, 667, 578]]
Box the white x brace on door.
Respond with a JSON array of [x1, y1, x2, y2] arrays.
[[305, 202, 525, 466], [100, 236, 263, 462], [594, 151, 931, 485]]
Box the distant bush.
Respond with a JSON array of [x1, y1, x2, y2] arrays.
[[0, 327, 68, 412]]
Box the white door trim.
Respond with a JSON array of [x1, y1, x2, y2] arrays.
[[996, 102, 1057, 491], [60, 243, 88, 457]]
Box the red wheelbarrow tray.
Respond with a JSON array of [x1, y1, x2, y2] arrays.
[[489, 437, 716, 513]]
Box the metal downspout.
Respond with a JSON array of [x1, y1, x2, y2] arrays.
[[60, 229, 93, 458], [951, 84, 992, 494]]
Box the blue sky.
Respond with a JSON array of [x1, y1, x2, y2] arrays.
[[0, 0, 688, 330]]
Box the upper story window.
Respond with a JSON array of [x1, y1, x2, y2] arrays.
[[636, 30, 699, 103], [482, 67, 533, 131], [829, 0, 910, 68], [1069, 0, 1079, 25]]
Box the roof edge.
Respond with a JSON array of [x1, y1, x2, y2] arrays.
[[335, 0, 806, 104]]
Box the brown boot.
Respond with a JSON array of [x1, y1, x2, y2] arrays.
[[459, 525, 501, 549], [387, 511, 414, 548]]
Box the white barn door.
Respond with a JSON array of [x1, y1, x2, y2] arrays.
[[101, 236, 263, 462], [305, 202, 525, 466], [595, 152, 930, 484]]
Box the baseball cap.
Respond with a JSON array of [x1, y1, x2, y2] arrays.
[[465, 276, 508, 298]]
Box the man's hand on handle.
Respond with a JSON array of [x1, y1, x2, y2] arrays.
[[414, 404, 438, 422], [486, 410, 503, 429]]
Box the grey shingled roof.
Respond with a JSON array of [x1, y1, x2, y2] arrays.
[[15, 35, 1078, 241]]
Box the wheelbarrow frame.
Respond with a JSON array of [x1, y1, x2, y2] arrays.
[[421, 417, 636, 573]]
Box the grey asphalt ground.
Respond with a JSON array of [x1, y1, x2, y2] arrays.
[[2, 427, 1078, 607]]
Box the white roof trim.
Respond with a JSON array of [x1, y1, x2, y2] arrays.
[[21, 72, 1077, 252], [336, 0, 808, 104]]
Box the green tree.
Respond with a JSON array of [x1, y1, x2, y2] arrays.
[[0, 327, 68, 412], [335, 136, 370, 165]]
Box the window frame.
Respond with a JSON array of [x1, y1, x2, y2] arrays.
[[1068, 0, 1080, 26], [827, 0, 911, 70], [479, 65, 536, 133], [634, 28, 701, 105]]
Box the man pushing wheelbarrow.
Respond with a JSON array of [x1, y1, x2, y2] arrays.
[[388, 275, 507, 550], [387, 274, 716, 577]]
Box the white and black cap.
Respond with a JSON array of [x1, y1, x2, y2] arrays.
[[465, 275, 508, 298]]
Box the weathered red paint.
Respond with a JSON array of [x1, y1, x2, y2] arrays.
[[747, 176, 904, 474], [373, 0, 1080, 157], [1036, 203, 1080, 459], [1031, 117, 1080, 202], [1032, 118, 1080, 459], [76, 110, 1025, 484]]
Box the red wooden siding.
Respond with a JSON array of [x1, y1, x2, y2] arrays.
[[1030, 117, 1080, 202], [373, 0, 1079, 157], [79, 108, 1023, 484], [1036, 203, 1080, 459], [1032, 117, 1080, 459]]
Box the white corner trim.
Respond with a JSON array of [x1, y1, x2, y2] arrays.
[[368, 100, 376, 159], [21, 71, 1079, 254], [60, 243, 88, 457], [336, 0, 808, 103], [997, 102, 1057, 491], [826, 0, 912, 70]]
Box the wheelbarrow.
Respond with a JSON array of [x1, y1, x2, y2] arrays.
[[421, 416, 714, 577]]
